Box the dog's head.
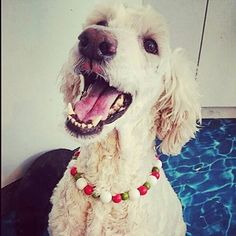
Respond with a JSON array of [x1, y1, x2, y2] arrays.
[[61, 3, 201, 155]]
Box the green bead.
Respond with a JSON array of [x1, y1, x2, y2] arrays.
[[92, 193, 100, 199], [152, 167, 159, 172], [121, 192, 129, 200], [74, 173, 82, 180], [143, 182, 151, 189]]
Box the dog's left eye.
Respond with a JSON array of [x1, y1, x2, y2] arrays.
[[143, 39, 158, 55], [96, 20, 108, 26]]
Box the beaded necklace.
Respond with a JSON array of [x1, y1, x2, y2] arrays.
[[69, 150, 162, 204]]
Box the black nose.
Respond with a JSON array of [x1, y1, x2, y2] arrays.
[[78, 28, 117, 61]]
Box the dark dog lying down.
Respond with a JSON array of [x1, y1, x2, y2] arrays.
[[15, 149, 73, 236]]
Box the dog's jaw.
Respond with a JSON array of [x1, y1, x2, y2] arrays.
[[64, 67, 134, 138]]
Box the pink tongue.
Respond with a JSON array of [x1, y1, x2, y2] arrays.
[[74, 80, 120, 122]]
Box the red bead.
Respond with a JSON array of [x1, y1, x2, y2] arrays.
[[84, 185, 94, 195], [70, 167, 77, 176], [138, 185, 148, 195], [151, 171, 160, 179], [74, 150, 81, 157], [112, 194, 122, 203]]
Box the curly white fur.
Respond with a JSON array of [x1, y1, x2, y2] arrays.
[[49, 2, 201, 236]]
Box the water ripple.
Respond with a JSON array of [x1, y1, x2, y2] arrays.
[[157, 119, 236, 236]]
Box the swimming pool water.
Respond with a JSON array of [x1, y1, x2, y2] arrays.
[[157, 119, 236, 236]]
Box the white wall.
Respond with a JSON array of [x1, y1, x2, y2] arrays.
[[2, 0, 142, 187], [198, 0, 236, 107]]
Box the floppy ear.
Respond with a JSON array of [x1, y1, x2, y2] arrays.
[[154, 48, 201, 155]]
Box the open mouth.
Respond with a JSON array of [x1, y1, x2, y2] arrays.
[[66, 72, 132, 136]]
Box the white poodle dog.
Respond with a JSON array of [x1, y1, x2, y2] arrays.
[[48, 2, 201, 236]]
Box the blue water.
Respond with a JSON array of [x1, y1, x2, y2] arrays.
[[157, 119, 236, 236], [2, 119, 236, 236]]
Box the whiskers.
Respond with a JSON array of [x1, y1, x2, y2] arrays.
[[73, 56, 110, 82]]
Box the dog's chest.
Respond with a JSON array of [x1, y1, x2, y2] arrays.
[[76, 189, 161, 236]]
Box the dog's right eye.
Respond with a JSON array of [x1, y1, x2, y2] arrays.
[[96, 20, 108, 26], [143, 38, 158, 55]]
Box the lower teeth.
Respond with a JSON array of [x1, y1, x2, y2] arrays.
[[67, 94, 127, 129]]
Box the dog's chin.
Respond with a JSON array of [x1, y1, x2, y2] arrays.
[[66, 122, 118, 146], [65, 70, 133, 139]]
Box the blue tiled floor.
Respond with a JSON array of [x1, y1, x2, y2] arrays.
[[2, 119, 236, 236], [157, 119, 236, 236]]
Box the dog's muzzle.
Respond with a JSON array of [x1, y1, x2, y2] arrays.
[[78, 28, 117, 62], [66, 28, 133, 137]]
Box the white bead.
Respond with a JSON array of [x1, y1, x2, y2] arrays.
[[100, 191, 112, 203], [129, 189, 140, 201], [155, 159, 162, 169], [76, 178, 87, 190], [147, 175, 158, 186]]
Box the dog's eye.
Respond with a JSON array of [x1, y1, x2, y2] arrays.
[[143, 39, 158, 55], [96, 20, 108, 26]]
